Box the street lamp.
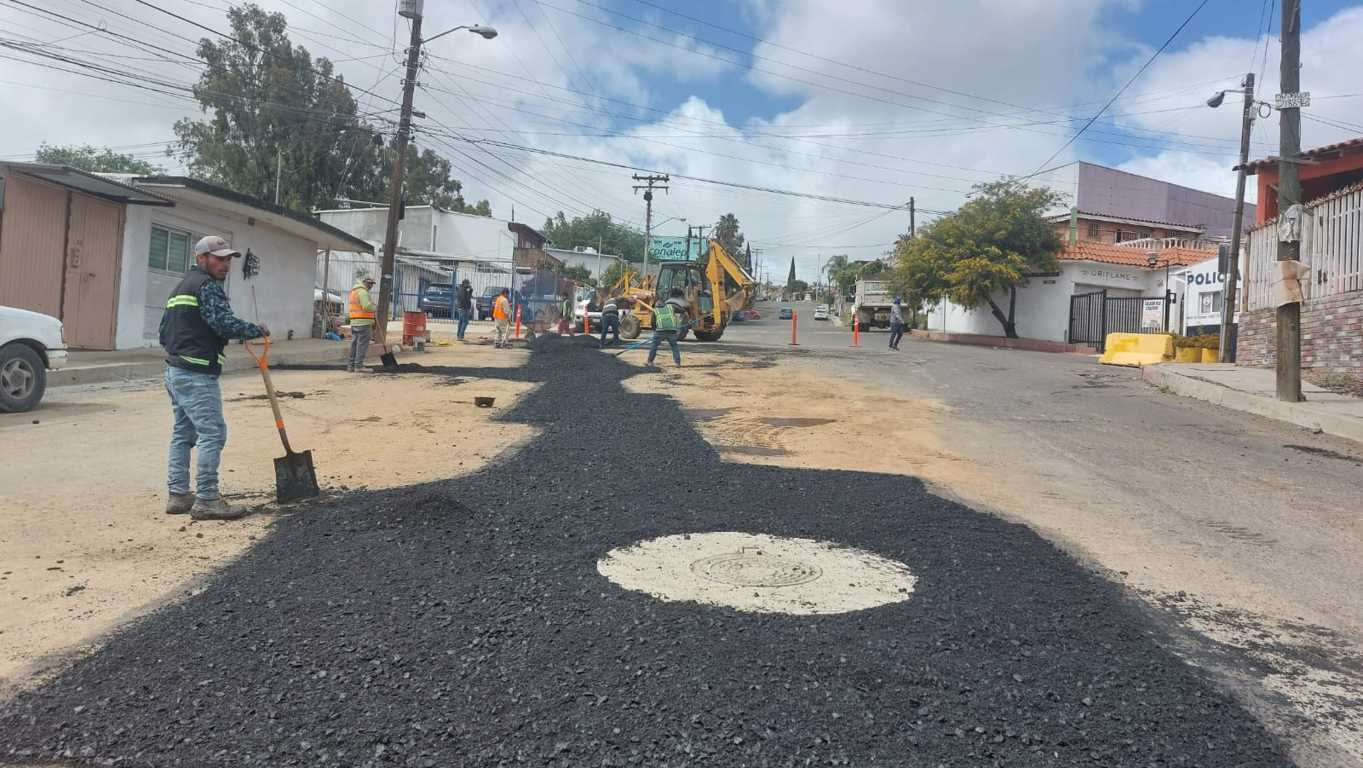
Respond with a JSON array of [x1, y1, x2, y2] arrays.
[[1147, 251, 1175, 332], [423, 23, 498, 44], [1205, 73, 1265, 362]]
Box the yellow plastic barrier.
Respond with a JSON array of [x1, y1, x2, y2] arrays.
[[1098, 333, 1173, 367]]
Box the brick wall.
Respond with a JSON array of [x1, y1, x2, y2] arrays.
[[1236, 291, 1363, 375]]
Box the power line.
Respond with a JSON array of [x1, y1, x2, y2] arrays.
[[1028, 0, 1211, 175]]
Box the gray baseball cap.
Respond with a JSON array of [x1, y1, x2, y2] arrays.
[[193, 235, 240, 258]]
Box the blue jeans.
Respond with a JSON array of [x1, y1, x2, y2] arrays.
[[165, 366, 227, 500], [599, 316, 620, 347], [647, 330, 681, 365], [456, 308, 471, 340], [889, 321, 905, 348]]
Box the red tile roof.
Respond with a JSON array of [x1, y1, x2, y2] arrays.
[[1058, 240, 1209, 268], [1245, 135, 1363, 173]]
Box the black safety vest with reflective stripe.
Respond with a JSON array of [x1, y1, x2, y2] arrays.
[[161, 269, 227, 376]]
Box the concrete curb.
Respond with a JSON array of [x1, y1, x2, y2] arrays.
[[50, 344, 351, 388], [1142, 364, 1363, 445]]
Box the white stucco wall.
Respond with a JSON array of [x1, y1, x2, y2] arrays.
[[316, 207, 516, 265], [116, 203, 322, 349], [923, 261, 1169, 343]]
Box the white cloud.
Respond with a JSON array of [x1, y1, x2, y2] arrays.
[[5, 1, 1363, 283]]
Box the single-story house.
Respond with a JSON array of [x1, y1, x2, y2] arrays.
[[0, 162, 370, 349], [924, 239, 1219, 344], [546, 246, 625, 283]]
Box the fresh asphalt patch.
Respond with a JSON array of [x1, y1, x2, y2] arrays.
[[2, 338, 1292, 766]]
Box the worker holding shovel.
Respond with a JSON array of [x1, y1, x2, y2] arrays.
[[160, 236, 268, 521]]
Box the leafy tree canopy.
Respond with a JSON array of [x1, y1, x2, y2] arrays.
[[542, 210, 644, 263], [35, 144, 161, 175], [891, 180, 1064, 338], [173, 4, 487, 215]]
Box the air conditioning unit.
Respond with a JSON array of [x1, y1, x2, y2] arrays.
[[398, 0, 423, 19]]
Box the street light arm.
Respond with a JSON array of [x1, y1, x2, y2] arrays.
[[422, 23, 497, 44]]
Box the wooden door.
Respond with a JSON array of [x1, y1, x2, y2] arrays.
[[61, 195, 123, 349]]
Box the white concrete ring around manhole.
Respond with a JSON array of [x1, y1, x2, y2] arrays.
[[596, 532, 916, 615]]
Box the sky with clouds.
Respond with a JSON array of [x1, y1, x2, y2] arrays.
[[3, 0, 1362, 282]]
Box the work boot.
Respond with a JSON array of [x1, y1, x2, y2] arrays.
[[190, 497, 245, 521], [165, 492, 194, 515]]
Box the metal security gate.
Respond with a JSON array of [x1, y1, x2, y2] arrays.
[[1068, 290, 1106, 349], [1068, 291, 1169, 351]]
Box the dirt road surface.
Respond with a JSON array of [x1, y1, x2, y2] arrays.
[[0, 342, 536, 693]]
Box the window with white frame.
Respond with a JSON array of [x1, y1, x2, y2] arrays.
[[1199, 292, 1223, 315], [148, 224, 194, 273]]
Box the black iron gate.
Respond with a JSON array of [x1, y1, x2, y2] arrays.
[[1068, 290, 1106, 349], [1068, 291, 1169, 351]]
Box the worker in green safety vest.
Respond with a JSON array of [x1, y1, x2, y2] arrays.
[[647, 287, 690, 368]]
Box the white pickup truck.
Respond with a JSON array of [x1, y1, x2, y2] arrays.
[[1, 306, 68, 413]]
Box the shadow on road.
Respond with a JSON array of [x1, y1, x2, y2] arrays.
[[0, 336, 1293, 767]]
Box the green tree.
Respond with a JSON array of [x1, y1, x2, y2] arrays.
[[599, 260, 628, 290], [541, 210, 645, 263], [562, 264, 593, 285], [173, 4, 480, 214], [714, 213, 744, 260], [35, 143, 162, 175], [890, 235, 951, 326], [896, 180, 1063, 338]]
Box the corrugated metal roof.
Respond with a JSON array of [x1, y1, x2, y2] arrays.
[[1245, 135, 1363, 173], [0, 162, 172, 205], [1047, 209, 1203, 231], [1058, 240, 1208, 268]]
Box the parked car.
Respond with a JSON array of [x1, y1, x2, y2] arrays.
[[476, 286, 509, 320], [778, 307, 793, 320], [1, 306, 68, 413], [814, 304, 829, 320], [741, 309, 761, 321], [419, 284, 454, 317]]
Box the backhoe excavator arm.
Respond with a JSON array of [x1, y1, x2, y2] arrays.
[[704, 240, 757, 327]]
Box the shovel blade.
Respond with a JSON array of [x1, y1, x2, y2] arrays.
[[274, 450, 320, 504], [380, 345, 398, 370]]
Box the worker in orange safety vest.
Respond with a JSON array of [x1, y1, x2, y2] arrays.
[[492, 288, 512, 348], [347, 276, 376, 371]]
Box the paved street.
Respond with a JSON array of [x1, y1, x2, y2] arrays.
[[3, 330, 1358, 766], [727, 301, 1363, 763]]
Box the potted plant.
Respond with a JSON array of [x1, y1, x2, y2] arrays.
[[1200, 335, 1220, 363], [1173, 335, 1200, 363]]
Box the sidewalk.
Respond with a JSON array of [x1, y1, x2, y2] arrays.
[[55, 338, 353, 387], [1143, 363, 1363, 444]]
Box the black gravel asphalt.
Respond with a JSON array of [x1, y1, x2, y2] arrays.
[[2, 338, 1293, 767]]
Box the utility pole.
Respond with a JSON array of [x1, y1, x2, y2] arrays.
[[909, 197, 916, 238], [275, 146, 283, 206], [1276, 0, 1303, 401], [1219, 72, 1255, 364], [633, 174, 668, 280], [373, 3, 425, 343]]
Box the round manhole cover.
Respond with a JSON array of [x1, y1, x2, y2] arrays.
[[690, 549, 823, 587], [597, 532, 916, 615]]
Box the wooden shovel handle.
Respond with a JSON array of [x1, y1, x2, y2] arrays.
[[246, 337, 294, 454]]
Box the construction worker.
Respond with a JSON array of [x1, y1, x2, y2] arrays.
[[647, 288, 689, 368], [889, 297, 906, 350], [455, 278, 474, 341], [493, 287, 512, 348], [599, 297, 621, 348], [347, 276, 377, 371], [160, 235, 268, 521]]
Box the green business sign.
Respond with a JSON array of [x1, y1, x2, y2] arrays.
[[649, 236, 705, 262]]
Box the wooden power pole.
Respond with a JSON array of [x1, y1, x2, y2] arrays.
[[373, 2, 425, 343], [633, 174, 668, 280], [1219, 72, 1255, 363], [1276, 0, 1303, 401]]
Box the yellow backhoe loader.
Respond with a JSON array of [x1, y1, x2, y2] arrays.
[[616, 239, 755, 342]]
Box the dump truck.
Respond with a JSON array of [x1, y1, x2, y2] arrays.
[[852, 280, 895, 329]]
